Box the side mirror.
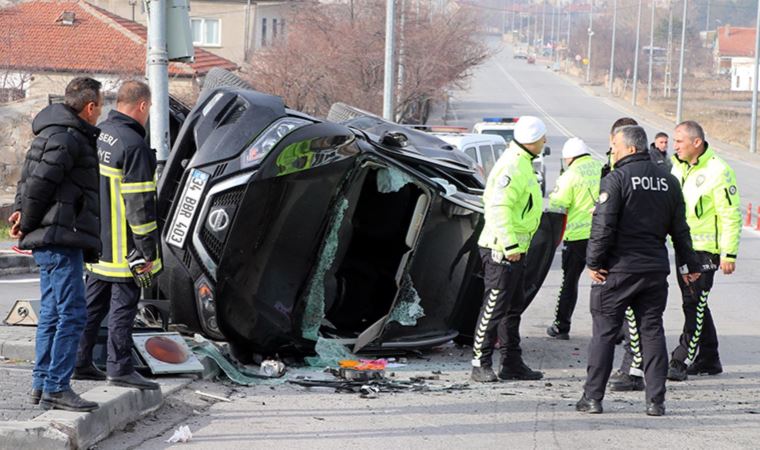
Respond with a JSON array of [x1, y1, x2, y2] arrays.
[[543, 146, 551, 156]]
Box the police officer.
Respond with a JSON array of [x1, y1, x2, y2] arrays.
[[74, 80, 161, 390], [546, 138, 602, 340], [667, 121, 741, 381], [576, 125, 700, 416], [471, 116, 545, 382], [649, 132, 672, 170]]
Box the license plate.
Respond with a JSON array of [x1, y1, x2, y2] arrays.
[[167, 169, 209, 249]]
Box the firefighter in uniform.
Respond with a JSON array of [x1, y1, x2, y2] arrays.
[[74, 81, 162, 390], [546, 138, 602, 340], [471, 116, 545, 383], [576, 125, 700, 416], [667, 121, 741, 381]]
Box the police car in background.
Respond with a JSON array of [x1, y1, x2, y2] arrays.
[[426, 128, 507, 177], [472, 117, 550, 196]]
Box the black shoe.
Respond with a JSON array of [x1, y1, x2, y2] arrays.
[[40, 389, 98, 412], [107, 371, 160, 390], [576, 394, 603, 414], [546, 325, 570, 340], [667, 360, 688, 381], [646, 402, 665, 416], [30, 389, 41, 405], [687, 358, 723, 376], [498, 361, 543, 380], [72, 363, 106, 381], [608, 372, 645, 391], [471, 366, 498, 383]]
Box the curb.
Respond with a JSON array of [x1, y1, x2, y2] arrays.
[[0, 378, 192, 450], [0, 252, 37, 276]]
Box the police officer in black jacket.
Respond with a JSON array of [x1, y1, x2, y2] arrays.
[[576, 125, 701, 417]]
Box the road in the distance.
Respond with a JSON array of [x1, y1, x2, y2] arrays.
[[444, 42, 760, 212]]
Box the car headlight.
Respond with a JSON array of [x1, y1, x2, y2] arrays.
[[240, 117, 312, 168]]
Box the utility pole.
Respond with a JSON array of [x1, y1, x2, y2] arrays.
[[609, 0, 617, 93], [567, 9, 571, 50], [550, 3, 556, 45], [383, 0, 396, 120], [586, 1, 593, 83], [665, 2, 673, 97], [750, 0, 760, 153], [647, 0, 655, 102], [541, 1, 547, 47], [146, 0, 170, 163], [397, 0, 406, 117], [632, 0, 643, 106], [706, 0, 711, 31], [676, 0, 688, 124]]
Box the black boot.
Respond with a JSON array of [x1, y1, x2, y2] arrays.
[[576, 394, 603, 414], [687, 357, 722, 376], [498, 359, 543, 381], [30, 389, 41, 405], [546, 324, 569, 340], [471, 366, 498, 383], [72, 363, 106, 381], [667, 360, 688, 381], [107, 371, 160, 390], [646, 402, 665, 416], [40, 389, 99, 412], [608, 371, 645, 391]]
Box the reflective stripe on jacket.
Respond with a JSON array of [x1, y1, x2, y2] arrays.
[[671, 147, 741, 261], [548, 155, 602, 241], [478, 140, 543, 255]]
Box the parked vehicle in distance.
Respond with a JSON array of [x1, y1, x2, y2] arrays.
[[472, 117, 549, 196]]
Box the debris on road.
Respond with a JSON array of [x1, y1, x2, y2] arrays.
[[166, 425, 193, 443], [259, 360, 286, 377], [194, 390, 231, 402]]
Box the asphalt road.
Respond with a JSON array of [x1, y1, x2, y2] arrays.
[[444, 43, 760, 212]]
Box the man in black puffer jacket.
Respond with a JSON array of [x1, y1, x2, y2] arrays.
[[9, 77, 103, 413]]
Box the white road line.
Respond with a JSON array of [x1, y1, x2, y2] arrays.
[[0, 278, 39, 284], [495, 61, 606, 160]]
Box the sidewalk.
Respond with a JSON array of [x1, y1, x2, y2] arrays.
[[0, 325, 206, 449]]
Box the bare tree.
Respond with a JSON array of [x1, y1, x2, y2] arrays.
[[244, 0, 490, 122]]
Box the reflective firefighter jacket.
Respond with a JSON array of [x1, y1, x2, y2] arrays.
[[671, 146, 741, 261], [86, 110, 162, 282], [548, 155, 602, 241], [478, 140, 543, 255]]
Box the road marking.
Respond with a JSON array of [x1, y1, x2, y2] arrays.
[[0, 278, 39, 284], [495, 61, 606, 159]]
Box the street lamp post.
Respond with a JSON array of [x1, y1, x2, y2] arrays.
[[609, 0, 617, 93], [750, 0, 760, 153], [586, 1, 593, 83], [647, 0, 655, 103], [383, 0, 396, 121], [676, 0, 688, 124], [632, 0, 643, 106]]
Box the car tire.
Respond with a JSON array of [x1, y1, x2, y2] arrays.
[[201, 67, 252, 93]]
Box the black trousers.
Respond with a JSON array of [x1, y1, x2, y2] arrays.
[[584, 272, 669, 404], [472, 248, 527, 367], [552, 239, 588, 333], [671, 252, 720, 364], [75, 276, 141, 377]]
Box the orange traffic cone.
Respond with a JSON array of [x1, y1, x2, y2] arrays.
[[746, 203, 753, 227]]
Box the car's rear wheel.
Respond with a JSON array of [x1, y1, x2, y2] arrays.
[[201, 67, 251, 93]]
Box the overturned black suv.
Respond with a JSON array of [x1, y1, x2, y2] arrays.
[[156, 86, 493, 355]]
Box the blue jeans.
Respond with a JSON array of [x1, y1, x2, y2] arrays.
[[32, 246, 87, 393]]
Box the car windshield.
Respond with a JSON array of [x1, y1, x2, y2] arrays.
[[482, 129, 514, 143]]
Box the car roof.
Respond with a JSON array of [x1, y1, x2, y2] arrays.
[[431, 132, 506, 149], [473, 122, 517, 130]]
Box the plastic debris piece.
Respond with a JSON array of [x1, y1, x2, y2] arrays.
[[377, 167, 414, 193], [304, 337, 355, 367], [339, 359, 387, 371], [301, 198, 349, 341], [260, 360, 286, 377], [388, 274, 425, 326], [194, 390, 231, 402], [360, 385, 380, 399], [166, 425, 192, 443]]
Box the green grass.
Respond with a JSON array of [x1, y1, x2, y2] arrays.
[[0, 221, 11, 240]]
